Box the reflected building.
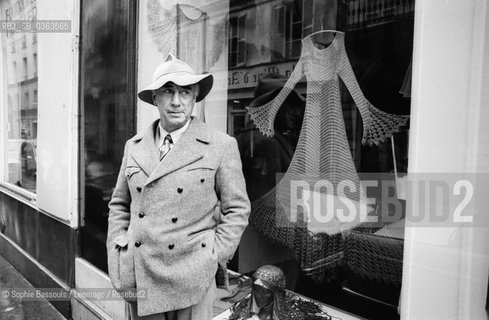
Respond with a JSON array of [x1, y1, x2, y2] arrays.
[[1, 0, 38, 191]]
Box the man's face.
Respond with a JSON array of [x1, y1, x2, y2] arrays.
[[153, 82, 198, 132]]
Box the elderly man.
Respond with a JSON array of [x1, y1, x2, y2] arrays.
[[107, 53, 250, 320]]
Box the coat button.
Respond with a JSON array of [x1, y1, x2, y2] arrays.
[[201, 243, 206, 248], [177, 188, 183, 193], [138, 212, 145, 218], [168, 244, 175, 250], [136, 187, 142, 192], [135, 241, 141, 247], [172, 217, 178, 223], [200, 178, 205, 183]]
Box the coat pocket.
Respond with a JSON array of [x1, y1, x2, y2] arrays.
[[186, 167, 214, 172], [125, 167, 141, 179], [108, 234, 136, 294], [186, 229, 217, 261]]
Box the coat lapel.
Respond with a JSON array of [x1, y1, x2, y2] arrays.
[[129, 120, 160, 177], [144, 117, 210, 187]]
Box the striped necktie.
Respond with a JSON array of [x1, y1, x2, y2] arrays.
[[160, 134, 173, 160]]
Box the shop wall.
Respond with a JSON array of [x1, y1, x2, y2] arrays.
[[35, 0, 78, 225], [0, 192, 76, 284], [402, 0, 489, 319], [0, 1, 79, 317], [0, 192, 76, 317]]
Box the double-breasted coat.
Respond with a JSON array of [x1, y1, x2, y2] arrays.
[[106, 118, 250, 317]]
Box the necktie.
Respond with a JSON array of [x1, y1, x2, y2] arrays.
[[160, 134, 173, 160]]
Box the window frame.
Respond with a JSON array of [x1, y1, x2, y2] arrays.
[[0, 36, 37, 202], [302, 0, 313, 37], [273, 0, 308, 60], [228, 13, 247, 68], [0, 33, 37, 200], [401, 0, 489, 318]]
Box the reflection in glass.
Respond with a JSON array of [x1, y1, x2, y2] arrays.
[[236, 73, 305, 202], [80, 0, 136, 272], [227, 0, 413, 317], [0, 0, 38, 193]]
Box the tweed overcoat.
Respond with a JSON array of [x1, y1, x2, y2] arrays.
[[106, 118, 250, 317]]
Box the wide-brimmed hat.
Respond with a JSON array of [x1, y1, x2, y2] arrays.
[[138, 53, 213, 105]]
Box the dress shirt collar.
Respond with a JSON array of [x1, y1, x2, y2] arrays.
[[156, 119, 190, 149]]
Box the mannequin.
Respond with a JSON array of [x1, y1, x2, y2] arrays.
[[229, 265, 331, 320]]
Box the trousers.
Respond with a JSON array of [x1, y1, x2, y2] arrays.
[[127, 281, 216, 320]]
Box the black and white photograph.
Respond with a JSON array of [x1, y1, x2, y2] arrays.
[[0, 0, 488, 319]]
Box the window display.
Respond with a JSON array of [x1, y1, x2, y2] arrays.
[[228, 1, 413, 318], [246, 30, 409, 281], [229, 265, 331, 320], [80, 0, 414, 318]]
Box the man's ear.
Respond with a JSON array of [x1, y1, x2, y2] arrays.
[[152, 94, 157, 104]]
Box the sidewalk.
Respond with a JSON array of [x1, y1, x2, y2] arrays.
[[0, 254, 66, 320]]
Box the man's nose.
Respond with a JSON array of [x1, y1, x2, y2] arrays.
[[171, 92, 181, 106]]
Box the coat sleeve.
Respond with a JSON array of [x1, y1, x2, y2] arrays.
[[106, 141, 132, 252], [214, 137, 251, 266]]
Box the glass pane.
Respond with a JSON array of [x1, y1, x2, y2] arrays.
[[129, 0, 415, 318], [292, 22, 302, 39], [303, 0, 313, 26], [237, 40, 245, 63], [80, 0, 136, 272], [230, 37, 237, 52], [230, 51, 237, 67], [291, 39, 301, 57], [277, 6, 285, 34], [303, 26, 312, 37], [230, 16, 238, 37], [238, 15, 246, 39], [0, 0, 38, 193], [285, 16, 291, 38], [292, 0, 302, 22], [224, 0, 414, 318]]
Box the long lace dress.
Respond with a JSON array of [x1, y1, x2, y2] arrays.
[[247, 32, 409, 281]]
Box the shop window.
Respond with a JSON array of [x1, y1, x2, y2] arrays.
[[228, 14, 246, 67], [0, 0, 38, 194], [272, 5, 285, 58], [272, 0, 306, 60], [285, 0, 303, 58], [131, 0, 413, 318], [227, 0, 413, 318], [302, 0, 313, 36], [80, 0, 137, 273]]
